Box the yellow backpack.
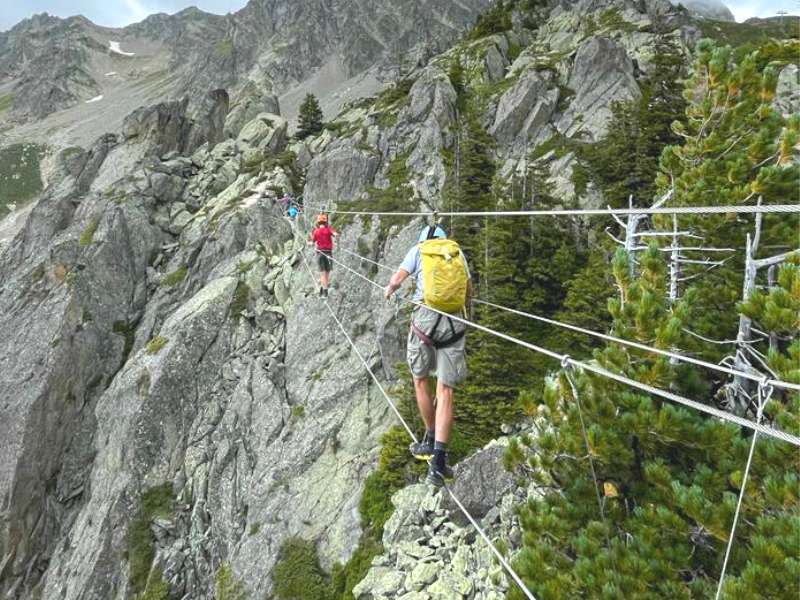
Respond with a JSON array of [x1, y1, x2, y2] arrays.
[[420, 238, 468, 313]]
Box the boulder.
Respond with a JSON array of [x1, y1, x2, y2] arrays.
[[489, 69, 558, 148], [303, 141, 380, 206], [225, 80, 281, 138], [557, 36, 640, 141], [237, 113, 289, 153]]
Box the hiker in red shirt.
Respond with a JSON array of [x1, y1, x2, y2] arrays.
[[309, 214, 338, 297]]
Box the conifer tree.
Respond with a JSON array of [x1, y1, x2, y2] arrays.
[[297, 93, 324, 139], [656, 40, 800, 365], [507, 40, 800, 600]]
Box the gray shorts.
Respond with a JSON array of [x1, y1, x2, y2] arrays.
[[407, 306, 467, 388]]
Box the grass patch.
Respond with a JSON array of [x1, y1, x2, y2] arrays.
[[0, 94, 14, 112], [215, 39, 234, 57], [373, 78, 414, 129], [135, 569, 170, 600], [79, 219, 99, 246], [291, 405, 306, 419], [466, 0, 512, 41], [375, 78, 414, 111], [0, 143, 46, 217], [529, 133, 574, 161], [215, 564, 246, 600], [598, 8, 637, 34], [162, 266, 188, 287], [127, 484, 174, 595], [272, 538, 331, 600], [230, 281, 250, 320], [337, 150, 414, 239], [146, 336, 168, 355], [113, 320, 136, 367]]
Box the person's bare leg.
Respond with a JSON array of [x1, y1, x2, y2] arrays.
[[413, 376, 435, 431], [321, 270, 330, 289], [435, 381, 454, 444]]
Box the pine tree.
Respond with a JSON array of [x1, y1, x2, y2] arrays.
[[656, 40, 800, 366], [507, 40, 800, 600], [297, 93, 324, 139]]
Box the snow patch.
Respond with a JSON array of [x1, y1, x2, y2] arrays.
[[85, 95, 104, 104], [109, 41, 135, 57], [104, 72, 118, 77]]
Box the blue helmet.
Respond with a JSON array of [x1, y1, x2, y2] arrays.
[[418, 225, 446, 242]]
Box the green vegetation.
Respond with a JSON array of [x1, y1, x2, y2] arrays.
[[134, 569, 169, 600], [506, 40, 800, 600], [230, 281, 250, 321], [145, 336, 168, 355], [272, 538, 331, 600], [162, 266, 188, 287], [0, 143, 46, 217], [297, 93, 324, 140], [375, 78, 414, 111], [215, 39, 234, 57], [291, 404, 306, 419], [215, 564, 246, 600], [0, 94, 14, 112], [338, 151, 414, 239], [467, 0, 513, 40], [374, 78, 414, 127], [113, 320, 136, 366], [79, 218, 100, 246], [127, 484, 174, 595], [598, 8, 637, 33]]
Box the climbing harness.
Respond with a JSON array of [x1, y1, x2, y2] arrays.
[[411, 313, 465, 349]]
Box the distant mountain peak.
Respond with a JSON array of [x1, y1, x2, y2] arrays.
[[670, 0, 735, 22]]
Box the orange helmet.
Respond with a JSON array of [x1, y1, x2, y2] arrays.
[[317, 213, 328, 224]]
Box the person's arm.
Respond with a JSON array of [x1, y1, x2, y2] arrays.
[[384, 269, 410, 299]]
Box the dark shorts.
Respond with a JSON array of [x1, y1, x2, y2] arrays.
[[317, 250, 333, 272]]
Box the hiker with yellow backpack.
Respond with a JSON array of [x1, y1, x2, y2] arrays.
[[384, 225, 471, 487]]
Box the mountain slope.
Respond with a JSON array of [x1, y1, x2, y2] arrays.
[[0, 0, 797, 599]]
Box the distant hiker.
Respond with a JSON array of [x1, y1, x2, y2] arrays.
[[384, 225, 471, 487], [288, 203, 299, 220], [310, 214, 338, 297], [281, 193, 292, 211]]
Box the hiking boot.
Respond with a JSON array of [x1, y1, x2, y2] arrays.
[[409, 438, 434, 461], [323, 287, 329, 297], [426, 461, 454, 488], [319, 286, 324, 297]]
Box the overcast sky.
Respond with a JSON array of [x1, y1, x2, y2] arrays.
[[1, 0, 798, 32]]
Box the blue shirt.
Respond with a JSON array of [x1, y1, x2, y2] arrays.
[[399, 244, 470, 302]]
